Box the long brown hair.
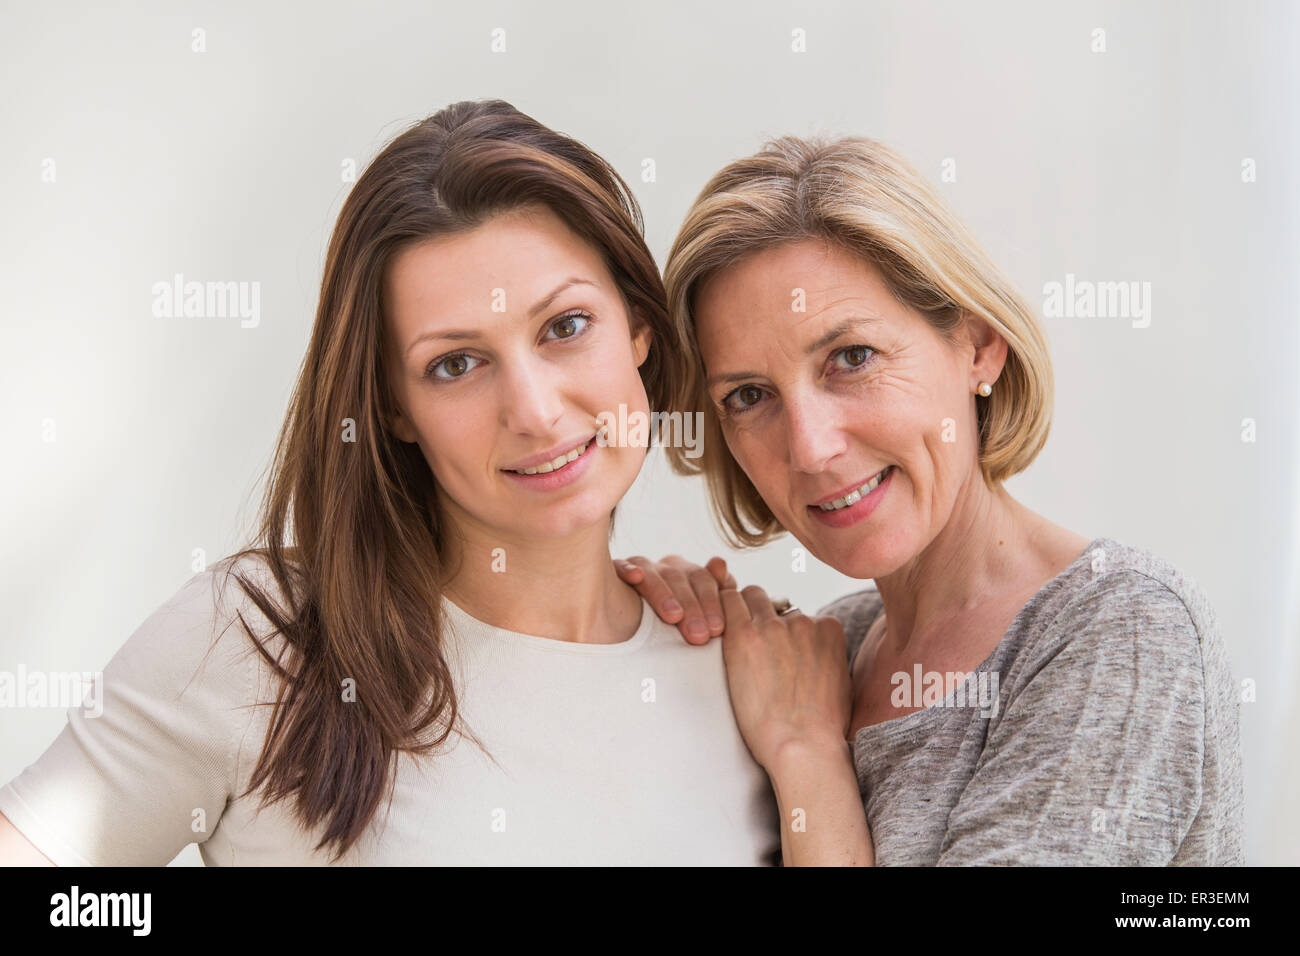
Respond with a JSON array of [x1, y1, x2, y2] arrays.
[[215, 99, 681, 861]]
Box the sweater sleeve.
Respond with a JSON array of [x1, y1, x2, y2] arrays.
[[935, 570, 1207, 866], [0, 564, 264, 866]]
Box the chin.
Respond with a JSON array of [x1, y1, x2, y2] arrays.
[[524, 506, 616, 539], [501, 484, 630, 540], [797, 522, 916, 582]]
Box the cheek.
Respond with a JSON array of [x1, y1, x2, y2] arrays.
[[410, 400, 495, 484], [724, 426, 788, 499], [586, 346, 651, 417], [858, 376, 957, 467]]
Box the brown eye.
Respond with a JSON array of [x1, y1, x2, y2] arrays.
[[723, 384, 766, 413], [834, 345, 876, 370], [545, 312, 590, 340], [428, 353, 480, 380]]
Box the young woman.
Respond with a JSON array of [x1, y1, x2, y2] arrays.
[[618, 134, 1245, 866], [0, 100, 780, 866]]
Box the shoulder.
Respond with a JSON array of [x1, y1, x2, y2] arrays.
[[1026, 538, 1229, 685], [1052, 539, 1217, 639], [119, 552, 298, 693], [206, 551, 300, 629]]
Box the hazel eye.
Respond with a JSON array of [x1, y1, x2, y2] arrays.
[[428, 353, 481, 380], [833, 345, 875, 370], [546, 312, 590, 340], [722, 384, 766, 414]]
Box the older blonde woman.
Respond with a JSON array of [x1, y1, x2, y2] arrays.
[[618, 136, 1245, 866]]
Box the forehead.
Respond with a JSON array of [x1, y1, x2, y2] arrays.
[[693, 238, 900, 348], [694, 239, 894, 320], [384, 206, 610, 322]]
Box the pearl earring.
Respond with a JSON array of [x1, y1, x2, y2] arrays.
[[977, 382, 992, 397]]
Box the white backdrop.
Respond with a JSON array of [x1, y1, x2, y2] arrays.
[[2, 0, 1296, 865]]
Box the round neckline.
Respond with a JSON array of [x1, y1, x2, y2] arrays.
[[852, 536, 1110, 740], [441, 593, 655, 656]]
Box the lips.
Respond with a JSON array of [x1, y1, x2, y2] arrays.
[[500, 437, 598, 491], [806, 465, 895, 528], [500, 434, 598, 473], [811, 466, 892, 511]]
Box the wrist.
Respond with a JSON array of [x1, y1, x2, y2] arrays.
[[767, 730, 852, 777]]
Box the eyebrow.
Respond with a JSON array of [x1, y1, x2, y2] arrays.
[[403, 277, 599, 357], [705, 315, 882, 388]]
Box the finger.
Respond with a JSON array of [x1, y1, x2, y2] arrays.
[[704, 556, 736, 591], [740, 585, 776, 623], [815, 615, 845, 640], [688, 565, 726, 636], [660, 568, 712, 644], [613, 559, 644, 582], [718, 585, 753, 629], [623, 556, 684, 622]]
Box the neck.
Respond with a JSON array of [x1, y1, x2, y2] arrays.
[[439, 509, 642, 645], [872, 470, 1055, 655]]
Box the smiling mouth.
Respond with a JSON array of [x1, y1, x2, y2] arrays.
[[815, 466, 893, 511], [504, 439, 593, 475]]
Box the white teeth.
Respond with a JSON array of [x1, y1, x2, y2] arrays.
[[817, 467, 891, 511], [512, 441, 590, 475]]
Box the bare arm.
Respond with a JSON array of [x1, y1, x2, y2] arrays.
[[0, 811, 56, 866], [768, 736, 874, 866], [718, 586, 874, 866]]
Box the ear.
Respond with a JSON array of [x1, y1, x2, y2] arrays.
[[630, 308, 653, 369], [390, 414, 418, 444], [385, 398, 419, 444], [962, 312, 1008, 391]]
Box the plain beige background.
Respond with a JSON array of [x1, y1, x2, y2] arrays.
[[1, 0, 1296, 865]]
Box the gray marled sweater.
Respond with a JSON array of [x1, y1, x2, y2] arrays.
[[818, 537, 1245, 866]]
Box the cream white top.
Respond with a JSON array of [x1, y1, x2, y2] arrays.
[[0, 558, 780, 865]]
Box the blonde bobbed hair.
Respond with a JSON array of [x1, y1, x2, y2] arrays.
[[662, 135, 1054, 548]]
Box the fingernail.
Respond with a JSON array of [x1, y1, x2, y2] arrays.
[[707, 614, 724, 632], [664, 599, 683, 615], [687, 619, 708, 638]]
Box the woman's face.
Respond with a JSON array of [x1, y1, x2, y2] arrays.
[[384, 204, 652, 543], [694, 238, 1006, 579]]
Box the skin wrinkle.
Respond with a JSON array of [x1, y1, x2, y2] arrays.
[[696, 238, 1063, 676], [656, 202, 1240, 861]]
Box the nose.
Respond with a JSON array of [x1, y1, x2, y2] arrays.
[[498, 355, 565, 436], [783, 388, 847, 475]]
